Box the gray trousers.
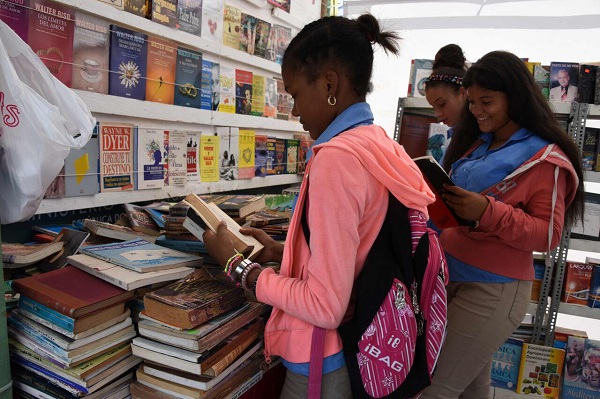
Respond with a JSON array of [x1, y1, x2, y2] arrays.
[[419, 280, 532, 399], [279, 365, 353, 399]]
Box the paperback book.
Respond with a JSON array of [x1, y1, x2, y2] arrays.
[[264, 77, 277, 118], [239, 13, 257, 55], [255, 134, 268, 177], [72, 11, 110, 94], [549, 62, 580, 103], [176, 0, 201, 35], [222, 4, 241, 50], [200, 134, 220, 182], [35, 228, 90, 272], [146, 36, 177, 104], [235, 68, 253, 115], [200, 0, 223, 44], [250, 74, 265, 117], [516, 343, 565, 398], [152, 0, 177, 27], [238, 129, 256, 179], [108, 25, 148, 100], [218, 64, 236, 114], [186, 130, 201, 182], [491, 337, 524, 391], [83, 218, 158, 244], [0, 0, 29, 42], [168, 130, 188, 186], [99, 122, 134, 192], [201, 58, 220, 111], [174, 46, 203, 109], [134, 128, 167, 190], [64, 134, 100, 197], [253, 18, 271, 59]]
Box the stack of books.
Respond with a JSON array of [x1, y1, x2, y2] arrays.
[[8, 266, 140, 398], [130, 269, 270, 398]]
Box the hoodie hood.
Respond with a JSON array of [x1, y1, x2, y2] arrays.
[[313, 125, 435, 215]]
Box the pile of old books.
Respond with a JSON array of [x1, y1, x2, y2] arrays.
[[8, 266, 140, 398], [129, 269, 271, 399]]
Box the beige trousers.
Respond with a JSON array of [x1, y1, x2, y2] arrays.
[[279, 365, 352, 399]]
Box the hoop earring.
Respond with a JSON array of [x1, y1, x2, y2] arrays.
[[328, 95, 337, 106]]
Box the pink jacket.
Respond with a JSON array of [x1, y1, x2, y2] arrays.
[[441, 144, 579, 280], [256, 125, 435, 363]]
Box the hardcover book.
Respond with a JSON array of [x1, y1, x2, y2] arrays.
[[168, 130, 188, 186], [255, 134, 268, 177], [239, 13, 257, 55], [186, 130, 201, 182], [134, 128, 167, 190], [218, 64, 236, 114], [549, 62, 580, 103], [99, 122, 134, 192], [142, 269, 247, 329], [491, 337, 524, 391], [72, 11, 110, 94], [250, 74, 265, 117], [0, 0, 29, 42], [176, 0, 201, 35], [264, 77, 277, 118], [28, 0, 74, 86], [174, 46, 203, 109], [561, 261, 594, 305], [412, 155, 475, 229], [235, 68, 253, 115], [64, 134, 100, 197], [253, 18, 270, 59], [222, 4, 241, 50], [516, 343, 565, 398], [200, 134, 220, 182], [146, 36, 177, 104], [238, 129, 256, 179], [152, 0, 177, 27], [109, 25, 148, 100], [67, 253, 195, 291], [11, 265, 133, 318], [201, 58, 220, 111], [80, 239, 202, 273], [200, 0, 223, 44], [285, 138, 299, 174]]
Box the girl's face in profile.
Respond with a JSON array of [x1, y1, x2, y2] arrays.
[[425, 85, 466, 128]]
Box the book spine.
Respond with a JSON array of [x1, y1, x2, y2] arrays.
[[10, 355, 87, 395], [12, 367, 74, 399], [9, 314, 69, 351], [10, 328, 71, 368], [228, 370, 264, 399], [18, 297, 75, 332]]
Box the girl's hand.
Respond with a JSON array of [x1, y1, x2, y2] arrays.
[[239, 226, 284, 264], [202, 221, 238, 268], [442, 184, 490, 222]]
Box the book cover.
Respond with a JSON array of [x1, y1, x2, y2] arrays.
[[268, 0, 289, 13], [168, 130, 188, 186], [43, 165, 65, 199], [265, 22, 277, 62], [222, 4, 241, 50], [176, 0, 201, 35], [12, 265, 133, 318], [99, 122, 134, 192], [561, 261, 594, 305], [201, 58, 220, 111], [108, 25, 148, 100], [186, 131, 201, 182], [0, 0, 29, 42], [413, 155, 474, 229], [152, 0, 177, 27], [250, 74, 265, 117], [155, 236, 206, 253], [525, 61, 541, 75], [2, 241, 64, 267], [595, 69, 600, 106], [588, 257, 600, 308], [285, 138, 299, 175], [534, 65, 550, 100], [399, 113, 439, 158], [427, 123, 451, 163], [28, 0, 74, 87], [264, 77, 277, 118], [295, 133, 312, 175], [491, 337, 524, 391], [134, 128, 167, 190], [200, 134, 220, 182], [549, 62, 580, 103], [239, 12, 257, 55], [238, 129, 256, 179], [71, 11, 110, 94], [68, 253, 195, 291], [174, 46, 203, 108], [217, 126, 238, 181], [274, 137, 286, 175], [65, 135, 100, 197], [162, 130, 170, 186], [266, 136, 277, 175], [124, 0, 151, 18], [123, 203, 161, 236], [531, 255, 546, 302], [200, 0, 223, 43], [254, 134, 268, 177], [583, 127, 599, 171], [516, 343, 565, 398], [217, 195, 265, 219], [253, 18, 270, 59], [36, 228, 90, 272], [83, 219, 159, 244], [407, 59, 433, 98], [577, 65, 598, 104], [146, 36, 177, 104], [80, 239, 202, 273], [142, 269, 247, 329], [235, 68, 253, 115], [273, 24, 291, 65], [562, 336, 600, 399], [218, 64, 236, 114], [275, 77, 291, 120]]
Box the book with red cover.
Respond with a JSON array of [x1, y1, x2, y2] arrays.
[[412, 155, 474, 229], [0, 0, 29, 42], [235, 68, 253, 115], [399, 113, 439, 158], [28, 0, 74, 87], [146, 36, 177, 105], [11, 265, 134, 318], [561, 261, 594, 305]]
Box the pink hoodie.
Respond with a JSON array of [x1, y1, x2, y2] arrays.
[[256, 125, 435, 364]]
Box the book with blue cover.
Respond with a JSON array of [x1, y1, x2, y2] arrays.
[[174, 46, 202, 109], [109, 25, 148, 100], [491, 337, 524, 391], [80, 239, 202, 273]]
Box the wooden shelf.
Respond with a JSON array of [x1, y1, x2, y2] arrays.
[[76, 90, 302, 132], [36, 174, 303, 214]]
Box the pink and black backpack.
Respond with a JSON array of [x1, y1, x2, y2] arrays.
[[306, 192, 449, 399]]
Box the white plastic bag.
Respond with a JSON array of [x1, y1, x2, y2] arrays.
[[0, 20, 95, 224]]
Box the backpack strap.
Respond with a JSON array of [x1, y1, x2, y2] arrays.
[[309, 326, 326, 399]]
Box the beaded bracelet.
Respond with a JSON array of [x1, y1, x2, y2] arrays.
[[224, 253, 244, 280]]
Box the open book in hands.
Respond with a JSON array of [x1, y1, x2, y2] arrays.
[[182, 193, 264, 260], [412, 155, 475, 229]]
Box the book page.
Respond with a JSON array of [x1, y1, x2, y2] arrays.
[[207, 203, 264, 250]]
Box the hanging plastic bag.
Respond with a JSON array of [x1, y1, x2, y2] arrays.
[[0, 20, 95, 224]]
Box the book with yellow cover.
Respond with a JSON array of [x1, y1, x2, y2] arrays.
[[200, 134, 220, 182], [238, 129, 256, 179], [516, 343, 565, 398], [222, 4, 241, 50]]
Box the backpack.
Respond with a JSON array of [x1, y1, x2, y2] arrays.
[[305, 192, 449, 399]]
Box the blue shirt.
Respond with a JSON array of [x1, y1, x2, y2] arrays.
[[284, 102, 374, 376], [448, 128, 550, 282]]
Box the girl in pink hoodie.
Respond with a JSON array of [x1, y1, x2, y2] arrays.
[[203, 14, 435, 399]]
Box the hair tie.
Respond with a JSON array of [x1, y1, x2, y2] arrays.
[[426, 74, 463, 86]]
